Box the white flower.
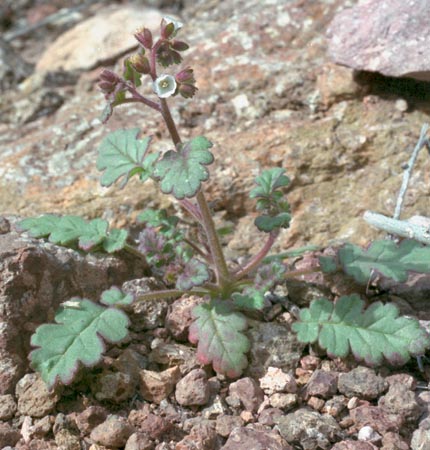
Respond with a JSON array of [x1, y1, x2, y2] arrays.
[[163, 15, 183, 37], [153, 74, 177, 98]]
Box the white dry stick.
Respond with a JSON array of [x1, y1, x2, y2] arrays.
[[363, 123, 430, 240], [393, 123, 429, 220]]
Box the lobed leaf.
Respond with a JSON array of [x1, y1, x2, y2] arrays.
[[100, 287, 134, 306], [232, 289, 265, 311], [137, 208, 180, 239], [189, 300, 250, 378], [254, 212, 291, 232], [249, 168, 290, 201], [154, 136, 214, 199], [30, 297, 130, 388], [292, 295, 430, 366], [96, 128, 158, 188], [18, 215, 128, 253], [175, 258, 210, 291], [338, 239, 430, 284]]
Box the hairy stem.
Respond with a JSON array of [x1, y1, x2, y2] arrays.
[[126, 84, 161, 111], [135, 288, 211, 302], [234, 231, 278, 280], [158, 96, 231, 288]]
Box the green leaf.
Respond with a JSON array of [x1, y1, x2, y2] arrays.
[[102, 228, 128, 253], [338, 239, 430, 284], [30, 298, 130, 387], [100, 287, 134, 306], [123, 59, 142, 87], [18, 214, 61, 237], [18, 215, 128, 253], [250, 168, 290, 199], [254, 260, 286, 292], [254, 212, 291, 232], [154, 136, 214, 199], [292, 295, 430, 366], [232, 289, 265, 311], [96, 128, 158, 188], [137, 209, 180, 239], [175, 258, 210, 290], [319, 255, 339, 274], [189, 300, 250, 377]]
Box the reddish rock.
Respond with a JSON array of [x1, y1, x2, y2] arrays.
[[125, 432, 154, 450], [332, 441, 377, 450], [175, 420, 218, 450], [228, 377, 264, 413], [15, 373, 58, 418], [129, 412, 172, 441], [165, 295, 204, 341], [305, 369, 338, 399], [175, 369, 210, 406], [75, 406, 108, 435], [380, 431, 409, 450], [378, 383, 422, 424], [0, 421, 21, 447], [90, 415, 134, 448], [139, 366, 181, 404], [349, 405, 400, 434]]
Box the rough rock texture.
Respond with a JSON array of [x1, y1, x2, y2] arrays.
[[89, 415, 134, 448], [275, 408, 343, 449], [338, 367, 388, 400], [0, 224, 143, 394], [175, 368, 210, 406], [139, 366, 181, 404], [327, 0, 430, 81], [220, 426, 290, 450]]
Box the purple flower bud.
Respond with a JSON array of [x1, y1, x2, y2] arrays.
[[178, 83, 198, 99], [175, 67, 195, 84], [171, 40, 189, 52], [134, 27, 153, 49], [129, 54, 151, 74], [160, 19, 175, 39], [99, 69, 119, 83], [98, 80, 115, 92]]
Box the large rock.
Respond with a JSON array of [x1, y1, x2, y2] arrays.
[[0, 218, 143, 394], [36, 6, 166, 72], [327, 0, 430, 81]]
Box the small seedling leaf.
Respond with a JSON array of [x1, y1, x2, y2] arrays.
[[30, 297, 130, 388], [154, 136, 214, 199], [255, 212, 291, 232], [319, 255, 339, 274], [100, 287, 134, 306], [96, 128, 157, 188], [189, 300, 250, 377], [250, 168, 290, 199], [176, 258, 210, 290], [102, 228, 128, 253], [232, 289, 265, 311], [292, 295, 430, 366], [338, 239, 430, 284]]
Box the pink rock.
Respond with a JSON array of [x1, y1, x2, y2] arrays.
[[165, 295, 204, 341], [75, 405, 108, 435], [90, 415, 134, 448], [175, 369, 210, 406], [228, 377, 264, 413], [327, 0, 430, 81], [259, 367, 297, 395]]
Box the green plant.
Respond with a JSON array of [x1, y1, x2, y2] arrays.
[[18, 17, 430, 388]]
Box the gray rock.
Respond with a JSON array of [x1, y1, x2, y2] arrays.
[[215, 414, 244, 438], [275, 408, 342, 450], [91, 371, 136, 403], [411, 428, 430, 450], [327, 0, 430, 81], [0, 37, 33, 90], [378, 383, 422, 423], [246, 322, 305, 378], [75, 405, 108, 435], [0, 228, 142, 394], [221, 426, 290, 450], [175, 368, 210, 406], [0, 394, 17, 420], [338, 367, 387, 400], [332, 441, 378, 449]]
